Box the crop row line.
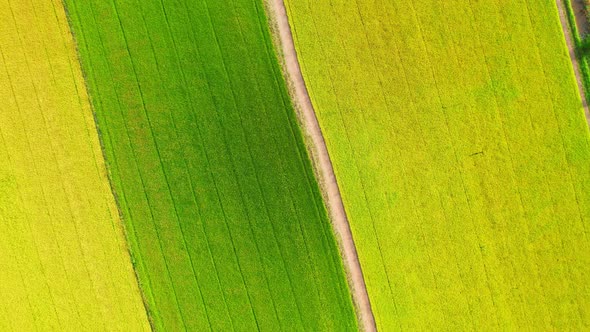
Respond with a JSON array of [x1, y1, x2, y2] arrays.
[[2, 0, 100, 327]]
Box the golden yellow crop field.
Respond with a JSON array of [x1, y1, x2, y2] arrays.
[[0, 0, 149, 330], [285, 0, 590, 329]]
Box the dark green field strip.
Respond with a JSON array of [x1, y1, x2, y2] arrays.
[[64, 0, 356, 330]]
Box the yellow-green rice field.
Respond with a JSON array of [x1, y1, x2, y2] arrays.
[[0, 0, 149, 329], [285, 0, 590, 329]]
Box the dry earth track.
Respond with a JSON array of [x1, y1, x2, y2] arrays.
[[265, 0, 376, 330], [556, 0, 590, 124]]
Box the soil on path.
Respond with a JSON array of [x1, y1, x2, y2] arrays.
[[264, 0, 377, 331], [556, 0, 590, 124], [571, 0, 590, 36]]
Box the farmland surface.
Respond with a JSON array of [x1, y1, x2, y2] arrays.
[[285, 0, 590, 329], [64, 0, 357, 330], [0, 0, 150, 330]]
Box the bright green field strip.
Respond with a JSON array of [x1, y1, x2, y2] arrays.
[[285, 0, 590, 329], [64, 0, 357, 330], [0, 0, 149, 330]]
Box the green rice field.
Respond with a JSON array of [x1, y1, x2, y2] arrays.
[[64, 0, 356, 330]]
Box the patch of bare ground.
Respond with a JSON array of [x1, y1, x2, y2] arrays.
[[571, 0, 590, 36]]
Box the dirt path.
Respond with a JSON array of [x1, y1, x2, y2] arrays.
[[556, 0, 590, 123], [264, 1, 377, 330], [571, 0, 590, 36]]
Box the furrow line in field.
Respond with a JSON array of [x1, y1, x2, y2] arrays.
[[175, 0, 256, 328], [382, 1, 451, 321], [411, 2, 483, 325], [0, 44, 67, 330], [494, 1, 565, 324], [466, 1, 537, 322], [276, 6, 353, 312], [171, 0, 286, 327], [0, 126, 40, 330], [519, 0, 587, 321], [107, 1, 187, 327], [267, 0, 375, 330], [446, 0, 539, 326], [458, 0, 552, 320], [256, 2, 341, 295], [261, 1, 357, 322], [195, 4, 270, 329], [355, 1, 434, 330], [4, 4, 92, 325], [233, 1, 328, 326], [446, 4, 503, 324], [232, 2, 310, 325], [56, 2, 144, 320], [395, 2, 468, 327], [199, 2, 275, 329], [464, 0, 527, 318], [527, 0, 589, 239], [133, 1, 214, 328], [371, 1, 478, 327], [420, 0, 543, 324], [155, 1, 235, 329], [68, 2, 158, 327], [373, 1, 460, 327], [522, 0, 590, 319], [27, 2, 117, 325], [396, 1, 473, 326], [474, 0, 584, 323], [154, 0, 297, 328], [351, 1, 432, 328]]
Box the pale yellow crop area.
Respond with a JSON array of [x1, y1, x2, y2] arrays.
[[0, 0, 149, 330], [285, 0, 590, 329]]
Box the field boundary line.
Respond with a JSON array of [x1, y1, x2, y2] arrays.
[[264, 0, 376, 330], [63, 2, 159, 329], [556, 0, 590, 124]]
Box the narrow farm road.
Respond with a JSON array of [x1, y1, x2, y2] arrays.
[[556, 0, 590, 124], [265, 0, 377, 330]]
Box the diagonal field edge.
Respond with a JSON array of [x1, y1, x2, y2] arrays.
[[60, 1, 157, 328], [264, 0, 376, 330], [556, 0, 590, 125]]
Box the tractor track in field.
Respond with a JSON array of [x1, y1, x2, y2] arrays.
[[556, 0, 590, 123], [265, 0, 376, 331]]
